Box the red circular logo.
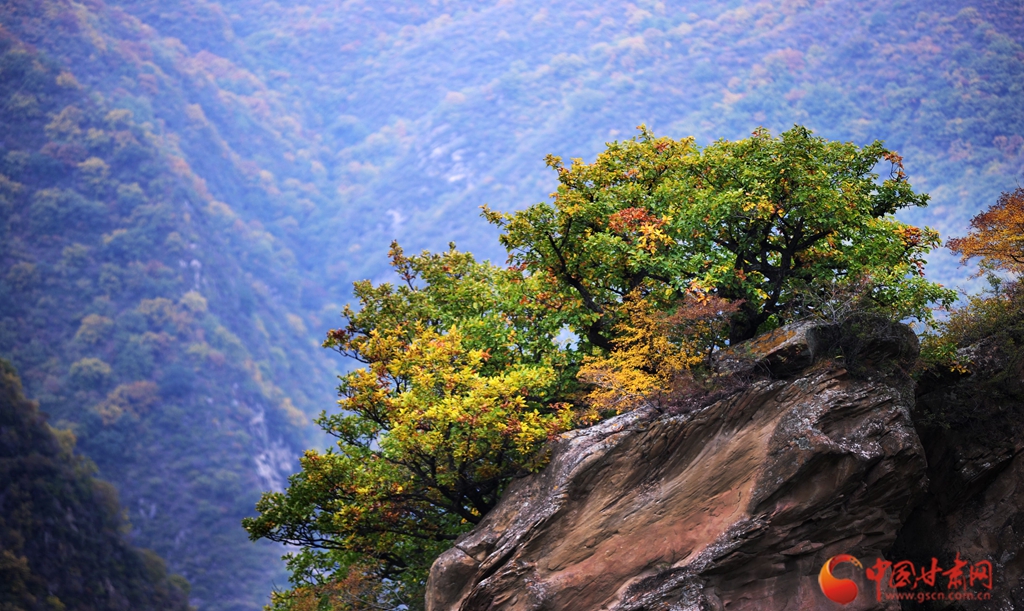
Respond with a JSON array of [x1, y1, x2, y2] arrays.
[[819, 554, 863, 604]]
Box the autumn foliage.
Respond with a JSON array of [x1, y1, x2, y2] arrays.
[[948, 188, 1024, 276], [486, 126, 954, 346], [577, 291, 738, 417], [246, 128, 956, 610], [921, 188, 1024, 375], [243, 244, 579, 606]]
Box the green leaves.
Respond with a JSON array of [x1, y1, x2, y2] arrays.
[[489, 125, 954, 344], [250, 127, 959, 610]]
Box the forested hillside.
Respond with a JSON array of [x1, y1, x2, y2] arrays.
[[0, 12, 332, 611], [86, 0, 1024, 282], [0, 359, 191, 611], [0, 0, 1021, 610]]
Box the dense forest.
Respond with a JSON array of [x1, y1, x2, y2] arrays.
[[76, 0, 1024, 283], [0, 0, 1021, 609], [0, 8, 331, 610], [0, 358, 191, 611]]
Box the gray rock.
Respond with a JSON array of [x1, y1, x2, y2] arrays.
[[427, 320, 927, 610], [895, 333, 1024, 610]]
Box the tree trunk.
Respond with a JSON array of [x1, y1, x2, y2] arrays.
[[727, 305, 762, 344]]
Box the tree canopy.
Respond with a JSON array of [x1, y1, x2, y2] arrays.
[[921, 187, 1024, 375], [0, 359, 192, 611], [485, 125, 954, 343], [948, 187, 1024, 277], [242, 244, 580, 609]]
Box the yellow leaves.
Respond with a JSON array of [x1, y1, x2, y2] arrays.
[[95, 381, 159, 425], [341, 322, 568, 478], [77, 157, 110, 189], [55, 71, 79, 89], [104, 109, 133, 130], [134, 297, 203, 334], [179, 290, 208, 314], [607, 207, 674, 253], [45, 105, 83, 141], [74, 314, 113, 344], [577, 295, 704, 416], [636, 223, 673, 254], [896, 225, 925, 248], [279, 398, 307, 428]]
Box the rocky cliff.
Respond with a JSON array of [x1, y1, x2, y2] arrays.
[[894, 332, 1024, 609], [427, 317, 1022, 610]]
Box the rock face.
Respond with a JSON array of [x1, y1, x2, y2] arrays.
[[427, 318, 929, 610], [893, 334, 1024, 609]]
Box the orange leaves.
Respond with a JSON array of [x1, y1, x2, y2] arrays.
[[270, 564, 389, 611], [608, 207, 662, 232], [881, 151, 907, 181], [608, 207, 673, 253], [897, 225, 924, 248], [322, 326, 351, 349], [948, 188, 1024, 276]]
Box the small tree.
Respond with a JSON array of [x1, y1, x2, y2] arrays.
[[922, 188, 1024, 374], [485, 125, 954, 344], [947, 187, 1024, 276]]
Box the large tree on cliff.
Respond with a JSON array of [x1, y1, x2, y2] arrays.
[[244, 127, 953, 611], [243, 244, 581, 610], [486, 125, 954, 344]]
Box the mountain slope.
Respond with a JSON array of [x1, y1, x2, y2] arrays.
[[100, 0, 1024, 286], [0, 23, 330, 611], [0, 358, 191, 611]]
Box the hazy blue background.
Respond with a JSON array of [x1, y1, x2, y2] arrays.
[[0, 0, 1020, 608]]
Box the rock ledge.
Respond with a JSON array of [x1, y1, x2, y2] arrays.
[[428, 319, 927, 611]]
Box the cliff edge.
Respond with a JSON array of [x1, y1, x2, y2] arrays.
[[427, 317, 1020, 610]]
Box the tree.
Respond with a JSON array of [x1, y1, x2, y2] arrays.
[[485, 125, 955, 344], [243, 244, 579, 609], [922, 188, 1024, 374], [947, 187, 1024, 276], [246, 128, 956, 610], [0, 360, 191, 611], [576, 290, 738, 416]]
